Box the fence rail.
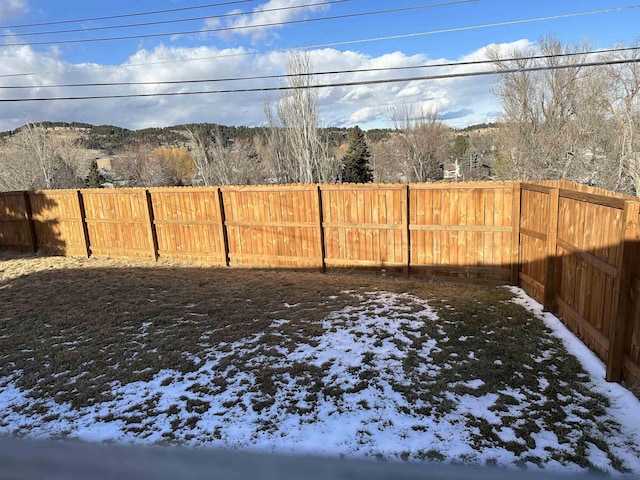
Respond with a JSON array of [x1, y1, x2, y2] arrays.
[[1, 180, 639, 391]]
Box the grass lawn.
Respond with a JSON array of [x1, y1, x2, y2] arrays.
[[1, 252, 639, 474]]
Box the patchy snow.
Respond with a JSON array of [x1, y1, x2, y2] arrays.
[[1, 288, 640, 475], [508, 286, 640, 473]]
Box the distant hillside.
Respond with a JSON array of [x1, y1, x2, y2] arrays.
[[0, 121, 396, 153]]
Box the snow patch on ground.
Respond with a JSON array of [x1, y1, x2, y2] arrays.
[[1, 288, 640, 474], [508, 286, 640, 472]]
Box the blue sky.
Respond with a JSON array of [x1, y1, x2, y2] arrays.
[[0, 0, 639, 131]]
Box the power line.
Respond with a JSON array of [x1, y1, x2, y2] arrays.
[[308, 5, 640, 47], [0, 1, 476, 47], [0, 3, 636, 79], [0, 0, 349, 38], [0, 0, 258, 29], [1, 56, 638, 103], [1, 46, 637, 90]]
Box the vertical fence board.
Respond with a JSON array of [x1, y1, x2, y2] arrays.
[[627, 276, 640, 387], [607, 201, 640, 381], [402, 185, 410, 275], [544, 188, 560, 311], [22, 192, 37, 253], [511, 182, 522, 285], [316, 185, 326, 272], [143, 190, 158, 261]]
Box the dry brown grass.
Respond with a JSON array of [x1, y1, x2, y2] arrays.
[[0, 251, 456, 407], [0, 251, 512, 410], [0, 251, 633, 471]]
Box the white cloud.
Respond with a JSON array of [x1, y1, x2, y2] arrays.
[[206, 0, 332, 44], [0, 40, 534, 131], [0, 0, 28, 21]]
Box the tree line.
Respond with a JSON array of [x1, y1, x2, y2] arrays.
[[5, 37, 638, 195], [489, 35, 640, 196], [0, 52, 471, 191], [0, 116, 480, 191]]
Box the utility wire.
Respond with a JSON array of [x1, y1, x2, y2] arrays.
[[0, 0, 259, 29], [1, 56, 638, 103], [301, 5, 640, 49], [0, 1, 476, 47], [0, 3, 636, 79], [1, 46, 636, 90], [0, 0, 348, 38]]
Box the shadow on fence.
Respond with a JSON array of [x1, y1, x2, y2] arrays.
[[0, 191, 65, 254], [519, 244, 640, 394]]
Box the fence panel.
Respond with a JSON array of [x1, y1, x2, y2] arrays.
[[1, 180, 640, 391], [81, 189, 155, 259], [0, 192, 33, 251], [616, 210, 640, 387], [221, 185, 322, 268], [28, 190, 88, 256], [148, 187, 226, 265], [409, 182, 514, 282], [553, 191, 626, 361], [518, 184, 551, 303], [321, 184, 407, 270]]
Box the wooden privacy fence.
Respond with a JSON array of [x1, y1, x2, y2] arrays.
[[0, 180, 639, 391], [517, 182, 640, 390]]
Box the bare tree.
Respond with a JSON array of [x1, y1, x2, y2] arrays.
[[188, 128, 214, 185], [369, 137, 405, 183], [187, 128, 261, 186], [0, 122, 86, 191], [389, 104, 450, 182], [600, 42, 640, 194], [21, 122, 58, 189], [111, 143, 175, 187], [488, 35, 640, 195], [55, 133, 91, 187], [488, 36, 614, 184], [0, 137, 41, 191], [264, 50, 339, 183]]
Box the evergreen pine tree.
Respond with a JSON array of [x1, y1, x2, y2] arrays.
[[341, 126, 373, 183], [87, 159, 103, 188]]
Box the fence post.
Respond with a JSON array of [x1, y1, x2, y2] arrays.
[[316, 185, 327, 273], [403, 184, 410, 277], [606, 200, 640, 382], [142, 190, 159, 261], [511, 181, 522, 286], [543, 188, 560, 311], [76, 190, 91, 258], [216, 187, 230, 267], [21, 191, 37, 253]]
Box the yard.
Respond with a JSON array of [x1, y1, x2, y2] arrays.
[[0, 252, 639, 474]]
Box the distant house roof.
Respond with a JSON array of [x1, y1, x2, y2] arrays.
[[441, 162, 461, 180], [96, 158, 112, 171]]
